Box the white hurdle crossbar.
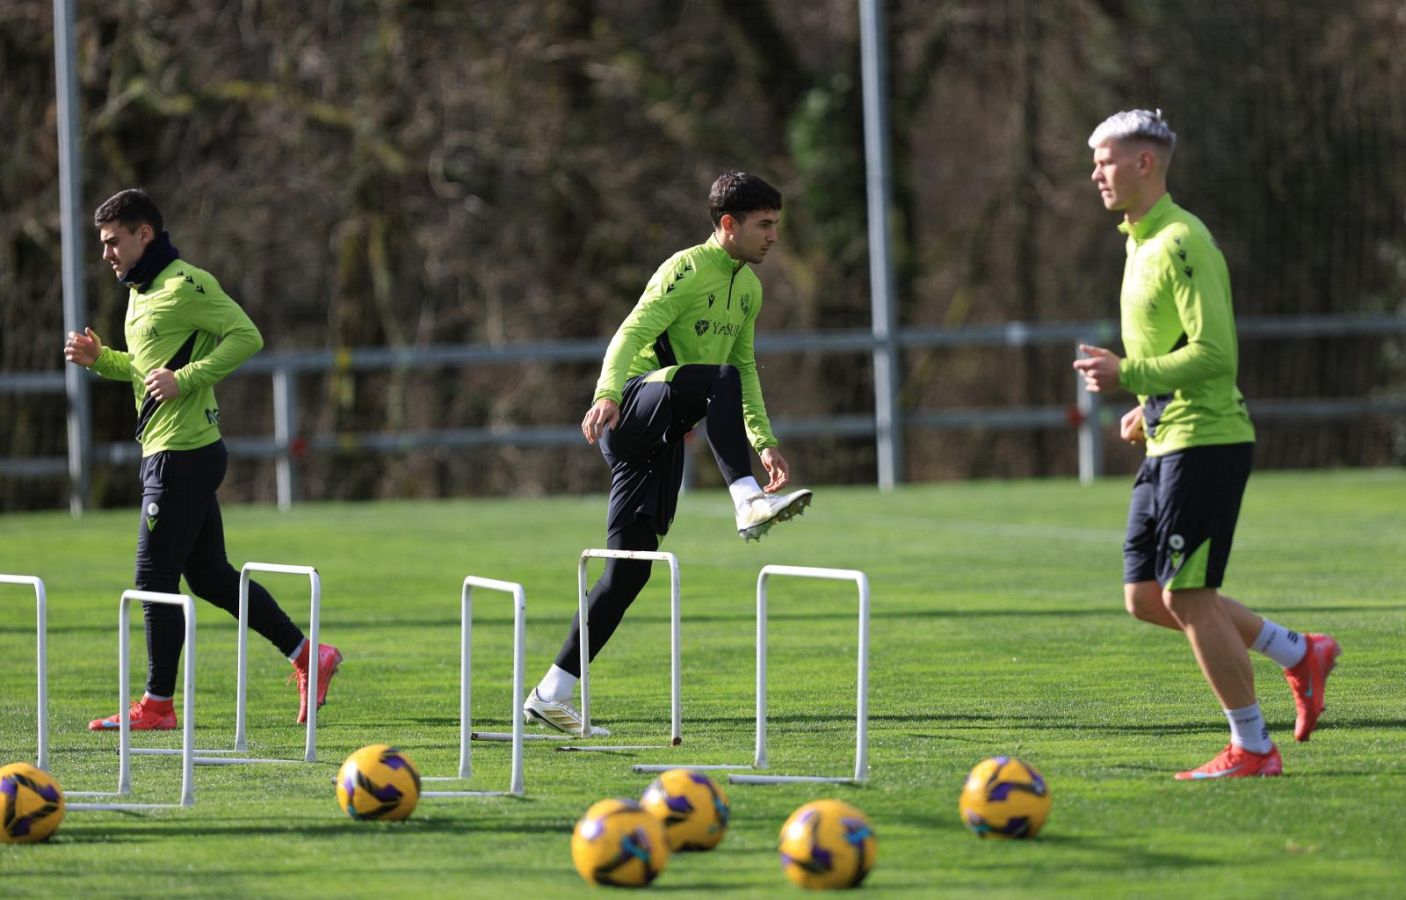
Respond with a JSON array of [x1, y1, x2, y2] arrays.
[[422, 576, 526, 798], [0, 575, 48, 771], [568, 548, 681, 752], [728, 565, 871, 785], [68, 590, 197, 811]]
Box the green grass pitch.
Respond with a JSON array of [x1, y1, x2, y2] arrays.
[[2, 469, 1403, 897]]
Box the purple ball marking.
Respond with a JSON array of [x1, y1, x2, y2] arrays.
[[0, 778, 16, 798], [999, 816, 1031, 837], [665, 795, 693, 815]]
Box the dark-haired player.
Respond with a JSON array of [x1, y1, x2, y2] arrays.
[[524, 172, 812, 735], [65, 188, 341, 731]]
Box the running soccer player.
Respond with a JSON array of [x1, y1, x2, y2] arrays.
[[523, 171, 813, 736], [1075, 110, 1340, 779], [64, 188, 341, 731]]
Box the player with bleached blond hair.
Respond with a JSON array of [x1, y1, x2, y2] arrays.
[[1075, 109, 1340, 779]]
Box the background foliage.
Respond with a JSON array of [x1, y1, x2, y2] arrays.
[[3, 0, 1404, 509]]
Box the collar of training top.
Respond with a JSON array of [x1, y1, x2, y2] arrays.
[[1118, 193, 1177, 242], [122, 231, 182, 290]]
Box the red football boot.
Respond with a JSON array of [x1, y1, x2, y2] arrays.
[[290, 642, 343, 724], [88, 697, 177, 731], [1174, 743, 1283, 780], [1284, 633, 1341, 742]]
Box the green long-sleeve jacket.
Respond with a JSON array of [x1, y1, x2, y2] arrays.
[[91, 259, 262, 456], [1116, 194, 1255, 455], [594, 234, 778, 451]]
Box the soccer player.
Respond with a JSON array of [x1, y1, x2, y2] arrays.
[[63, 188, 341, 731], [1075, 110, 1340, 779], [522, 171, 813, 736]]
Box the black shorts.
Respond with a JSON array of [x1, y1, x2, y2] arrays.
[[1123, 443, 1254, 591]]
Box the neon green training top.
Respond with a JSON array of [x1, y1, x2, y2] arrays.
[[1116, 194, 1255, 455], [91, 259, 263, 456], [594, 234, 778, 451]]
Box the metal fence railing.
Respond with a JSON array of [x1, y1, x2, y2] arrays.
[[4, 313, 1404, 508]]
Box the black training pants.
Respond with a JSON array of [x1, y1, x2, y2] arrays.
[[136, 440, 304, 697], [553, 364, 754, 675]]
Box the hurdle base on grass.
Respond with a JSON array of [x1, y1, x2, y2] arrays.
[[633, 763, 752, 773], [729, 773, 865, 785], [421, 784, 521, 799], [131, 746, 305, 765], [556, 745, 664, 752], [67, 799, 189, 812], [471, 731, 569, 742]]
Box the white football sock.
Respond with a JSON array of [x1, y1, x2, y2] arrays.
[[1225, 702, 1273, 753], [536, 665, 578, 703], [729, 476, 763, 508], [1250, 620, 1307, 669], [143, 692, 173, 702]]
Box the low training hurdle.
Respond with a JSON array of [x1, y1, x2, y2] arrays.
[[635, 565, 870, 783], [730, 565, 870, 784], [128, 562, 325, 766], [0, 574, 48, 771], [421, 576, 526, 798], [563, 548, 681, 752], [68, 590, 196, 811]]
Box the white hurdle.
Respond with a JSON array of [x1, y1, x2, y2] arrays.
[[727, 565, 870, 785], [422, 576, 526, 798], [568, 548, 681, 751], [0, 574, 48, 770], [128, 562, 325, 766], [68, 590, 197, 811], [233, 562, 323, 763]]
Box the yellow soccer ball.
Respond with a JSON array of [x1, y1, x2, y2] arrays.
[[778, 799, 877, 890], [959, 756, 1051, 839], [640, 768, 731, 851], [0, 762, 65, 844], [571, 798, 670, 887], [335, 744, 421, 821]]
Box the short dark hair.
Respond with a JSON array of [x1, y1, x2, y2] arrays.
[[708, 172, 782, 227], [93, 188, 164, 234]]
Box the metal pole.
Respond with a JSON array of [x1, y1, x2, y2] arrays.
[[860, 0, 903, 490], [272, 368, 296, 510], [54, 0, 91, 516]]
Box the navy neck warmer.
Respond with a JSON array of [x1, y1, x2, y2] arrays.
[[121, 231, 181, 290]]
